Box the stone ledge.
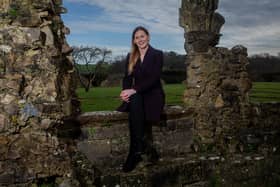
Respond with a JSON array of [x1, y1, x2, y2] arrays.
[[77, 105, 194, 126], [76, 107, 194, 170]]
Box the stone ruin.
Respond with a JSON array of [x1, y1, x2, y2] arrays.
[[0, 0, 280, 186], [179, 0, 253, 151], [0, 0, 79, 185]]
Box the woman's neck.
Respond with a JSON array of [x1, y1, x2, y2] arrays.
[[139, 45, 149, 56]]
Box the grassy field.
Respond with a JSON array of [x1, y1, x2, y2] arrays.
[[76, 82, 280, 112], [249, 82, 280, 103]]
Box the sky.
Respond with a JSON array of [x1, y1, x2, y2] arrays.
[[62, 0, 280, 57]]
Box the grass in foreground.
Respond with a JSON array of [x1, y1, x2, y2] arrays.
[[76, 82, 280, 112]]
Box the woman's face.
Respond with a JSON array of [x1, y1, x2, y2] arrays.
[[133, 30, 149, 50]]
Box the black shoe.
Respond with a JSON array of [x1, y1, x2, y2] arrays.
[[122, 153, 143, 172], [146, 147, 159, 164]]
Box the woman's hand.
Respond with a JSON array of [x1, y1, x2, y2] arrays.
[[120, 89, 136, 102]]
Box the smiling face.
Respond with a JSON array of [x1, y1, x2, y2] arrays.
[[133, 29, 150, 50]]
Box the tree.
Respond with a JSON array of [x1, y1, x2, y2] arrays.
[[72, 46, 112, 92], [248, 53, 280, 82], [108, 55, 126, 74]]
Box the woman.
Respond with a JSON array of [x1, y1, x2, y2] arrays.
[[117, 26, 165, 172]]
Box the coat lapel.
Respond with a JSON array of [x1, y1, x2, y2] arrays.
[[141, 45, 153, 67]]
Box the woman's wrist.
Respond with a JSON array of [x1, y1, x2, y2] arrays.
[[131, 89, 136, 94]]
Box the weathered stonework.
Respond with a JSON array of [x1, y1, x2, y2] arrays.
[[180, 0, 252, 150], [76, 106, 194, 171], [74, 104, 280, 186], [0, 0, 78, 186], [179, 0, 225, 53]]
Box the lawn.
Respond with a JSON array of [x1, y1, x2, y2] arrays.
[[249, 82, 280, 103], [76, 82, 280, 112]]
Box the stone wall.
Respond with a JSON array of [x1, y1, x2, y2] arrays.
[[180, 0, 252, 151], [185, 46, 252, 152], [76, 106, 194, 171], [74, 103, 280, 186], [0, 0, 78, 186]]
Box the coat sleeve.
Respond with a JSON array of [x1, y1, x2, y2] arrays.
[[122, 53, 133, 90], [133, 50, 163, 93]]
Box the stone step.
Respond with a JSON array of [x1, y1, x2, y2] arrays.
[[97, 155, 205, 187], [75, 106, 194, 170], [73, 152, 280, 187]]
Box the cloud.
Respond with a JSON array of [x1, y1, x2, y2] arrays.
[[65, 0, 182, 35], [64, 0, 280, 55], [105, 45, 130, 57], [219, 0, 280, 54]]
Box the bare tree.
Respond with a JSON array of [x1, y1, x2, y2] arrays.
[[72, 46, 112, 92]]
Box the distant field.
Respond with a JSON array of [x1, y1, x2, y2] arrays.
[[249, 82, 280, 103], [76, 82, 280, 112]]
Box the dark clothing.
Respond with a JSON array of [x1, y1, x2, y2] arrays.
[[118, 45, 163, 172], [122, 93, 159, 172], [117, 45, 165, 121], [128, 93, 145, 154]]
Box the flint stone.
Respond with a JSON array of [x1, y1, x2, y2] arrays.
[[15, 14, 42, 27], [62, 26, 70, 35], [4, 104, 19, 115], [231, 45, 247, 56], [54, 0, 63, 6], [20, 103, 39, 121], [32, 0, 55, 12], [9, 29, 28, 44], [59, 7, 68, 14], [0, 0, 10, 12], [41, 25, 54, 46], [38, 103, 61, 113], [0, 114, 6, 130], [62, 43, 73, 54], [21, 27, 41, 43], [1, 94, 16, 105], [38, 11, 49, 18], [215, 94, 224, 108], [6, 80, 19, 90], [41, 118, 53, 129], [0, 45, 12, 53]]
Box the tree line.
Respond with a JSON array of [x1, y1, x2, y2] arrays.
[[72, 46, 280, 91], [247, 53, 280, 82]]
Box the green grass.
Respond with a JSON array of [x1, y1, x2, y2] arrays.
[[249, 82, 280, 103], [76, 84, 185, 112], [76, 86, 122, 112], [76, 82, 280, 112]]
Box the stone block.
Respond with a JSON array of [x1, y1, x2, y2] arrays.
[[111, 137, 129, 156], [121, 174, 147, 187], [77, 140, 112, 166], [0, 172, 15, 185], [155, 130, 193, 156], [0, 114, 7, 130], [81, 123, 128, 140]]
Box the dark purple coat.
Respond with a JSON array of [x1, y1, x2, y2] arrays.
[[117, 46, 165, 121]]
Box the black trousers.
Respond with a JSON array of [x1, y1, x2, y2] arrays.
[[128, 93, 153, 154]]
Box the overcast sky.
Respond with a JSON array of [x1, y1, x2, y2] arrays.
[[62, 0, 280, 56]]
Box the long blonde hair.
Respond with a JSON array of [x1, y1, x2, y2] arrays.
[[128, 26, 150, 74]]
